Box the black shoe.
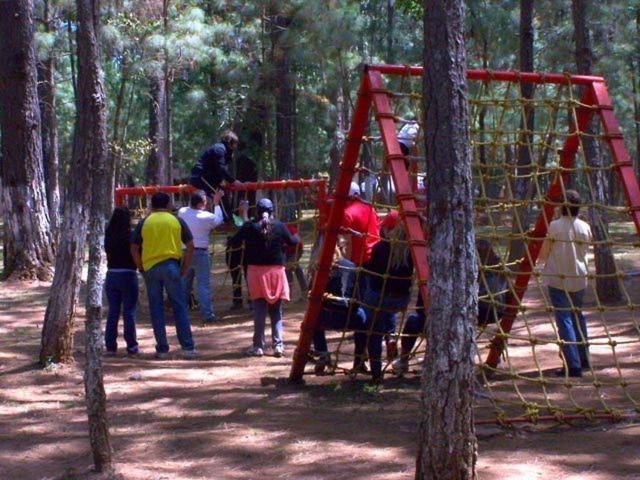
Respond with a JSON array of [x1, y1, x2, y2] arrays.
[[229, 302, 243, 311], [555, 367, 582, 378], [204, 315, 217, 324], [352, 361, 369, 374]]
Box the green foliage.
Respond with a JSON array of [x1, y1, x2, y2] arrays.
[[39, 0, 640, 187]]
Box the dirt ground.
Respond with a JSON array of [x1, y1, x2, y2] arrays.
[[1, 280, 639, 480]]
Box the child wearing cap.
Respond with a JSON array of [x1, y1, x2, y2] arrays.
[[230, 198, 299, 357]]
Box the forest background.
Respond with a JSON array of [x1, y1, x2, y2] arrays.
[[27, 0, 640, 200]]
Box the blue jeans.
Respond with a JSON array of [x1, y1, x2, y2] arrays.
[[360, 288, 411, 378], [252, 299, 283, 349], [105, 270, 139, 353], [312, 306, 367, 357], [144, 259, 195, 353], [548, 287, 589, 371], [183, 249, 213, 320]]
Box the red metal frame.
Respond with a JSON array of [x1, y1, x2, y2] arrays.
[[289, 64, 640, 391], [114, 179, 327, 208]]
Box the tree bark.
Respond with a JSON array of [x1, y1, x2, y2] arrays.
[[37, 0, 60, 240], [67, 16, 77, 100], [40, 0, 107, 371], [508, 0, 535, 264], [0, 0, 55, 281], [145, 72, 168, 185], [633, 58, 640, 181], [571, 0, 622, 303], [386, 0, 395, 64], [163, 0, 173, 185], [328, 82, 345, 188], [270, 6, 296, 220], [417, 1, 478, 479], [107, 54, 129, 211], [79, 0, 113, 471]]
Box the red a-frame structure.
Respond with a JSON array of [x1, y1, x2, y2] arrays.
[[289, 64, 640, 382]]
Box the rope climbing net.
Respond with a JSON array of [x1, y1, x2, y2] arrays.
[[290, 64, 640, 425], [114, 179, 326, 313]]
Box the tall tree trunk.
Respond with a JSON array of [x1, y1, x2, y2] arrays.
[[270, 6, 295, 220], [145, 72, 168, 185], [0, 0, 55, 281], [508, 0, 535, 264], [107, 54, 129, 211], [162, 0, 173, 185], [328, 82, 345, 188], [633, 58, 640, 181], [80, 0, 112, 471], [417, 1, 478, 479], [386, 0, 395, 64], [37, 0, 60, 240], [40, 0, 106, 365], [571, 0, 622, 303], [67, 16, 77, 100]]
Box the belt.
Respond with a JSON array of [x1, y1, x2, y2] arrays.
[[194, 247, 209, 251]]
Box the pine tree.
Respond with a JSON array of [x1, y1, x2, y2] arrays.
[[0, 0, 55, 281], [416, 0, 478, 478]]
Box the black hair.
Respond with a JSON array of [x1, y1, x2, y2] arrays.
[[105, 206, 132, 240], [190, 190, 206, 208], [151, 192, 171, 210], [561, 189, 581, 217]]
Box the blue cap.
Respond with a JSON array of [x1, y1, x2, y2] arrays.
[[257, 198, 273, 212]]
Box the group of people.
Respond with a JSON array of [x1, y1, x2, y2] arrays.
[[310, 185, 593, 381], [104, 127, 594, 381]]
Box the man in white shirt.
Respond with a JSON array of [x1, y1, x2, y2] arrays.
[[179, 189, 224, 324], [538, 189, 593, 377]]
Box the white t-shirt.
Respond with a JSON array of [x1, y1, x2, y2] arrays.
[[543, 216, 592, 292], [397, 121, 420, 150], [178, 206, 223, 249]]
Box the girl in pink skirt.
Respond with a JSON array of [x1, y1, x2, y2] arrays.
[[230, 198, 299, 357]]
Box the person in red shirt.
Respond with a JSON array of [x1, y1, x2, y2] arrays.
[[341, 182, 379, 265]]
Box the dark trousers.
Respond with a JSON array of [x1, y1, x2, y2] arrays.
[[226, 239, 246, 304], [105, 270, 139, 353]]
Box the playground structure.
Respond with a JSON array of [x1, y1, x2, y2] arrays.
[[288, 64, 640, 424], [116, 64, 640, 425], [115, 179, 326, 309]]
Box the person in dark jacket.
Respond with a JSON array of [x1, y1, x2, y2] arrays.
[[104, 207, 139, 356], [312, 241, 367, 375], [230, 198, 299, 357], [190, 130, 242, 221], [360, 222, 414, 382], [391, 239, 507, 377]]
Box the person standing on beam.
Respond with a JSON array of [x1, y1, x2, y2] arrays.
[[190, 130, 242, 222]]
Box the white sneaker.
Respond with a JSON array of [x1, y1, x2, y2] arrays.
[[273, 345, 284, 358], [392, 357, 409, 377], [247, 346, 264, 357]]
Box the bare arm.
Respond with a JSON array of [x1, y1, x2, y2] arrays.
[[131, 244, 143, 272], [537, 238, 551, 266]]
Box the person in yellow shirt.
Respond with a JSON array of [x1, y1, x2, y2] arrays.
[[131, 192, 197, 359], [538, 189, 593, 377]]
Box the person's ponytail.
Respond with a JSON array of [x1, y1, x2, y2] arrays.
[[259, 211, 273, 241]]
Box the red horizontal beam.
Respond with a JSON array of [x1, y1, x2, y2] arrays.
[[115, 179, 325, 197], [366, 64, 604, 85]]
